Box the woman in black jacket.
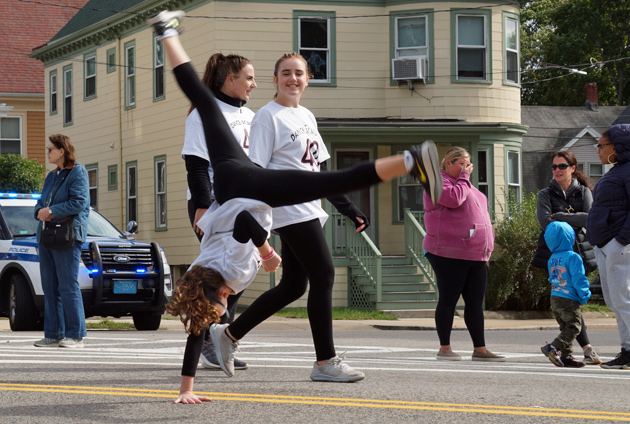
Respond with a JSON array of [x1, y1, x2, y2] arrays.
[[531, 150, 600, 365]]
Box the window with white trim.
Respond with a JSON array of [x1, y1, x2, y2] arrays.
[[0, 117, 21, 155], [507, 151, 521, 201], [86, 165, 98, 209], [63, 66, 72, 125], [154, 36, 165, 100], [456, 14, 487, 80], [50, 71, 57, 115], [504, 15, 519, 84], [589, 163, 604, 185], [477, 149, 489, 198], [106, 48, 116, 73], [155, 156, 166, 229], [126, 162, 137, 223], [298, 15, 330, 82], [395, 15, 428, 58], [125, 42, 135, 108], [84, 54, 96, 99]]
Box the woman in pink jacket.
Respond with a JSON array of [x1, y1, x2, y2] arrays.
[[423, 146, 504, 362]]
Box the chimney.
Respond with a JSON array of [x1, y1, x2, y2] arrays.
[[585, 83, 598, 111]]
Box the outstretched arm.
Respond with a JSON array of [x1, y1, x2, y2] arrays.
[[321, 161, 369, 233]]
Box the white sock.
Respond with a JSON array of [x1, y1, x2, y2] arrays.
[[158, 28, 179, 40], [403, 150, 414, 172]]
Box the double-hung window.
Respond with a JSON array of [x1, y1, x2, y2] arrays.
[[507, 151, 521, 202], [0, 117, 21, 155], [63, 65, 73, 125], [86, 165, 98, 209], [154, 36, 165, 100], [504, 13, 519, 84], [84, 53, 96, 99], [155, 156, 167, 229], [453, 10, 491, 82], [125, 41, 136, 108], [395, 15, 428, 58], [126, 161, 137, 223], [295, 11, 335, 84], [50, 71, 57, 115]]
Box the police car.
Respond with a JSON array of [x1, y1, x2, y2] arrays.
[[0, 193, 172, 331]]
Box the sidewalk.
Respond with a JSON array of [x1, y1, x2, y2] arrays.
[[0, 311, 617, 332]]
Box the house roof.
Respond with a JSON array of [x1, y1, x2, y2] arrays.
[[50, 0, 146, 43], [0, 0, 89, 95], [521, 106, 626, 154]]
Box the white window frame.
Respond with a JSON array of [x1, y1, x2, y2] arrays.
[[154, 157, 167, 229], [84, 53, 96, 99], [504, 14, 519, 84], [297, 15, 331, 83], [0, 116, 23, 155], [507, 150, 521, 203], [456, 14, 488, 81], [50, 71, 57, 115], [126, 162, 137, 223], [63, 66, 72, 125], [86, 165, 98, 209], [125, 43, 136, 108], [154, 36, 165, 100], [395, 15, 428, 58]]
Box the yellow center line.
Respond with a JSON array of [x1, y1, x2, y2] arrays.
[[0, 383, 628, 421]]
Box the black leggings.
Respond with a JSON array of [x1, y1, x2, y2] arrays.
[[427, 253, 487, 348], [229, 219, 336, 360], [173, 63, 381, 206]]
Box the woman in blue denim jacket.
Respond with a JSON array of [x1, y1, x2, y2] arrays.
[[33, 134, 90, 348]]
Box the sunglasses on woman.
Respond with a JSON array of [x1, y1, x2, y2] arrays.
[[550, 164, 571, 171]]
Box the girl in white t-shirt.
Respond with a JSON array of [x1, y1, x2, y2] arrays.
[[181, 52, 256, 372], [147, 10, 442, 404]]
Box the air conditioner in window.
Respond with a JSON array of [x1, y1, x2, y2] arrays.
[[392, 56, 427, 80]]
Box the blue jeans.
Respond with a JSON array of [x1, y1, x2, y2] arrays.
[[38, 241, 86, 339]]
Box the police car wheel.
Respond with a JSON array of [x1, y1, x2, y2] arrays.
[[9, 273, 40, 331], [132, 312, 162, 331]]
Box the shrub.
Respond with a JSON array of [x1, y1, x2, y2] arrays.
[[0, 154, 46, 193], [486, 191, 551, 311]]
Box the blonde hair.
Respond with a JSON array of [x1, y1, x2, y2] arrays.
[[440, 146, 470, 170], [166, 266, 225, 336]]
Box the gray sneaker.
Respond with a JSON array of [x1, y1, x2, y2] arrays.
[[201, 338, 248, 370], [583, 346, 602, 365], [59, 338, 84, 348], [310, 356, 365, 382], [436, 349, 462, 361], [209, 324, 238, 377], [33, 337, 62, 347]]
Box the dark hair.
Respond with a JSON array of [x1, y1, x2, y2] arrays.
[[48, 134, 76, 168], [165, 265, 226, 336], [188, 53, 251, 115], [601, 130, 611, 141], [551, 150, 592, 190], [273, 52, 312, 99]]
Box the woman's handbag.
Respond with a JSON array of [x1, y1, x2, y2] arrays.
[[40, 167, 77, 250], [41, 218, 76, 250]]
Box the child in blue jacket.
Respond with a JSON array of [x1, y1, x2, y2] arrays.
[[540, 221, 592, 367]]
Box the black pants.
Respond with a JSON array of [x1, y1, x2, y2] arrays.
[[427, 253, 487, 348], [172, 63, 382, 206], [229, 219, 336, 361]]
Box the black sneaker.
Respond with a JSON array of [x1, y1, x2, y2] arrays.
[[541, 343, 564, 367], [561, 355, 585, 368], [146, 10, 185, 36], [600, 348, 630, 369], [201, 338, 248, 370], [409, 140, 442, 205]]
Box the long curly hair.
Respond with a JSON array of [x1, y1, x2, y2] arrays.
[[166, 266, 226, 336]]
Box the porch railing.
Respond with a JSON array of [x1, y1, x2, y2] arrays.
[[343, 215, 383, 302], [403, 208, 437, 292]]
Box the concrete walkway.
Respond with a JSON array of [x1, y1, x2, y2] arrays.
[[1, 311, 617, 332]]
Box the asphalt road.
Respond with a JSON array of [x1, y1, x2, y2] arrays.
[[0, 324, 629, 423]]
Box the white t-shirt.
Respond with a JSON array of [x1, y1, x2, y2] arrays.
[[190, 198, 272, 294], [248, 101, 330, 229], [181, 99, 254, 201]]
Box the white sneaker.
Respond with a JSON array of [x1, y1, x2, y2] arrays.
[[310, 356, 365, 382], [59, 338, 84, 348], [209, 324, 238, 377], [34, 337, 62, 347]]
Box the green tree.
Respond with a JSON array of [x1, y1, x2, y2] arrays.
[[521, 0, 630, 106], [0, 154, 46, 193]]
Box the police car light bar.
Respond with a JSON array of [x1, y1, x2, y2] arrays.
[[0, 193, 42, 199]]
